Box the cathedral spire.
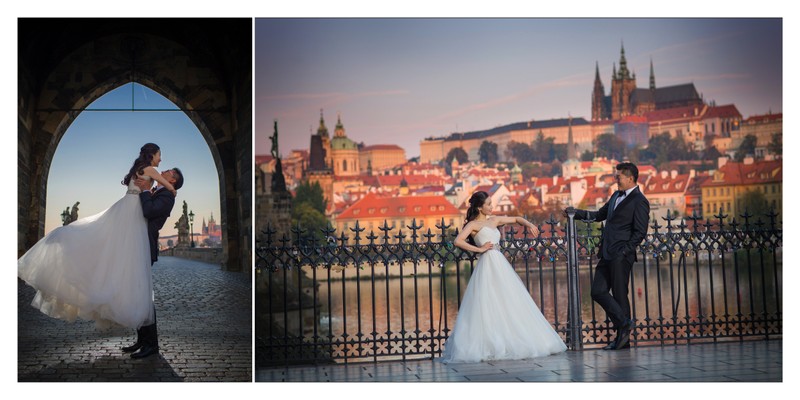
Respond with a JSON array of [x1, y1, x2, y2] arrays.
[[649, 58, 656, 91], [618, 42, 630, 79]]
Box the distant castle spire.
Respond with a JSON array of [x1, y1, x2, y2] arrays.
[[649, 58, 656, 91]]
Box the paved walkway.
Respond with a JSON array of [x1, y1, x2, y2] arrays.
[[256, 339, 782, 382], [17, 256, 251, 382]]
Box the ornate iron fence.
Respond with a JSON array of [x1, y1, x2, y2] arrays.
[[255, 210, 781, 366]]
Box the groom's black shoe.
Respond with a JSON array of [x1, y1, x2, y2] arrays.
[[122, 341, 143, 353], [130, 345, 158, 359], [602, 341, 617, 350], [613, 319, 634, 350]]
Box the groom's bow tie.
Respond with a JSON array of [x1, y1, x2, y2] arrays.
[[615, 190, 626, 197]]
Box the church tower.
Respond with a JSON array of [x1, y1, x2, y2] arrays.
[[610, 43, 637, 119], [591, 61, 608, 121], [306, 109, 334, 213], [330, 113, 360, 177]]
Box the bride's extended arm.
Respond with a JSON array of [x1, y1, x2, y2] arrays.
[[143, 167, 177, 196], [454, 222, 493, 253], [492, 216, 540, 236]]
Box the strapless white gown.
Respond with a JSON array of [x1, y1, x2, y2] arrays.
[[441, 226, 567, 363], [18, 178, 155, 330]]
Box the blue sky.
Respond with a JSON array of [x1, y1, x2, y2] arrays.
[[255, 18, 782, 159], [44, 83, 220, 237]]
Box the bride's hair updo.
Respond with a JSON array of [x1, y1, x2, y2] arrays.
[[464, 191, 489, 246], [122, 143, 160, 186]]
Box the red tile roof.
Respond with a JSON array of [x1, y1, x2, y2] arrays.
[[645, 173, 691, 194], [376, 174, 447, 187], [580, 186, 612, 207], [337, 193, 462, 220], [255, 155, 274, 165], [704, 160, 782, 187], [361, 144, 405, 152], [704, 104, 742, 119], [743, 113, 782, 124]]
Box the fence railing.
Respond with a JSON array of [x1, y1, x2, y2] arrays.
[[255, 209, 781, 367]]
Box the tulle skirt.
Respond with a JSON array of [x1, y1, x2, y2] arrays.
[[18, 192, 155, 330], [441, 249, 567, 363]]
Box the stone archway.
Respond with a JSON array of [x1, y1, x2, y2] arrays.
[[18, 18, 252, 273]]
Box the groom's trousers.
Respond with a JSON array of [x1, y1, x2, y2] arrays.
[[590, 255, 633, 329]]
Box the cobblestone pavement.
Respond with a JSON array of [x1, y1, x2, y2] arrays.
[[18, 256, 252, 382]]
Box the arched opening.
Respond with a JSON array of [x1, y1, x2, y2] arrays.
[[46, 83, 221, 250], [19, 19, 251, 272]]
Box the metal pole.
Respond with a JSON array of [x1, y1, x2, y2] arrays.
[[565, 207, 583, 350]]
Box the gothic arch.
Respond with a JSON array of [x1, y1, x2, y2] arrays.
[[18, 19, 251, 272]]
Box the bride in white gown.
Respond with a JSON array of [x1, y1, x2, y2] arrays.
[[18, 143, 177, 330], [441, 190, 567, 363]]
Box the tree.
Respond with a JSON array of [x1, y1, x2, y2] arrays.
[[594, 133, 626, 161], [531, 131, 557, 162], [702, 145, 722, 161], [740, 189, 772, 220], [446, 147, 469, 164], [506, 140, 535, 163], [580, 150, 594, 161], [768, 133, 782, 156], [291, 202, 329, 244], [293, 181, 326, 214], [478, 140, 498, 166], [734, 135, 758, 162]]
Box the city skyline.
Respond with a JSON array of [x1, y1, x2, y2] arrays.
[[44, 83, 221, 237], [255, 18, 782, 160]]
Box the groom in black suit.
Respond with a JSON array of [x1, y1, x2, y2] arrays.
[[568, 162, 649, 350], [123, 167, 184, 359]]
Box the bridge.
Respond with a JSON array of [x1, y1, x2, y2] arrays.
[[18, 257, 251, 382]]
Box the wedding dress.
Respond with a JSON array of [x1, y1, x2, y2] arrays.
[[441, 226, 567, 363], [18, 176, 155, 330]]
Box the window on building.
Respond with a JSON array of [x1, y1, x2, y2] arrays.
[[343, 160, 347, 172], [727, 202, 731, 212]]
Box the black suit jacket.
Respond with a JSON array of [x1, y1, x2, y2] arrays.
[[575, 186, 650, 262], [139, 188, 176, 264]]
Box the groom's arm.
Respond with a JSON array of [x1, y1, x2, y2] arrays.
[[139, 191, 175, 220]]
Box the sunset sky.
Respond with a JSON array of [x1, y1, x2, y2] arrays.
[[255, 18, 782, 160]]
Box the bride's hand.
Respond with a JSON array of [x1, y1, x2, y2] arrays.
[[480, 242, 493, 253], [528, 224, 539, 237], [169, 188, 178, 196]]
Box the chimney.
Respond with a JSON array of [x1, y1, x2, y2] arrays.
[[661, 170, 668, 179], [718, 157, 728, 169], [744, 156, 754, 165], [671, 170, 678, 179], [689, 169, 696, 178]]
